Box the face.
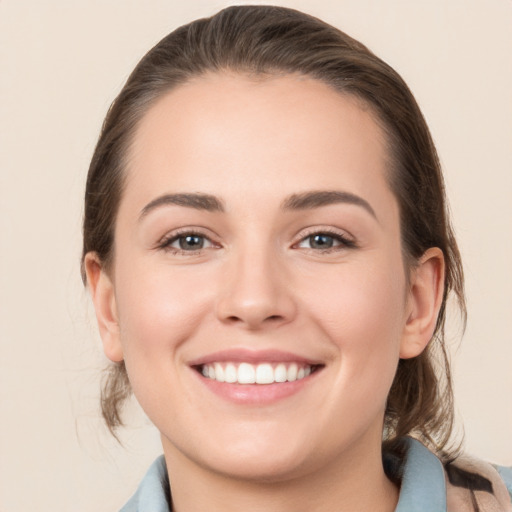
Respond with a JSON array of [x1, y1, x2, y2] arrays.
[[88, 73, 438, 482]]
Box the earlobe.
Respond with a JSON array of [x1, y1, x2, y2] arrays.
[[84, 252, 124, 362], [400, 247, 445, 359]]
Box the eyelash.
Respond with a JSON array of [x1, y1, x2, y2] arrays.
[[157, 228, 356, 255]]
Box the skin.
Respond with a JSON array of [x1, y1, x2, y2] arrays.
[[86, 73, 444, 512]]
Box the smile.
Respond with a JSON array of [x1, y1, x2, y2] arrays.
[[199, 362, 318, 384]]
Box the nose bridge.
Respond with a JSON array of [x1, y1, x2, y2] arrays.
[[216, 236, 295, 329]]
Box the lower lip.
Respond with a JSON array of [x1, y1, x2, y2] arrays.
[[194, 371, 319, 405]]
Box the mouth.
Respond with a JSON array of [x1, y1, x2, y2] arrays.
[[189, 349, 325, 404], [194, 361, 322, 385]]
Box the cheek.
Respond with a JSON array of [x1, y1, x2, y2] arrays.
[[114, 260, 213, 362], [302, 257, 406, 388]]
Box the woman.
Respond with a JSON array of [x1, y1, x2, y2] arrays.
[[82, 5, 512, 511]]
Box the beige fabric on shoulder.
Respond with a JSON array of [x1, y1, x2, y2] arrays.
[[446, 455, 512, 512]]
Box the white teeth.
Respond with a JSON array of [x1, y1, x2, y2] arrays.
[[214, 363, 225, 382], [238, 363, 256, 384], [275, 363, 287, 382], [255, 363, 274, 384], [225, 363, 237, 383], [287, 363, 298, 382], [200, 362, 315, 384]]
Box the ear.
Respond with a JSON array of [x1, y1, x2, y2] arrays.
[[400, 247, 445, 359], [84, 252, 124, 362]]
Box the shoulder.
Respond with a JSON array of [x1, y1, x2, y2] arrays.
[[445, 452, 512, 512], [392, 438, 512, 512]]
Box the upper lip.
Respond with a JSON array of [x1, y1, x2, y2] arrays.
[[188, 348, 324, 367]]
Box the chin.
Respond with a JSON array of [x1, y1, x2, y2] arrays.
[[206, 448, 314, 483], [187, 426, 329, 483]]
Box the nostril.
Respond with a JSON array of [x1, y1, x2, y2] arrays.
[[223, 314, 285, 328], [225, 314, 282, 322]]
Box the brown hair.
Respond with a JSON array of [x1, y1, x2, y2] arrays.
[[82, 5, 465, 456]]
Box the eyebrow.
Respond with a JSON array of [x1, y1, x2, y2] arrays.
[[139, 193, 225, 220], [282, 190, 377, 219], [139, 189, 376, 220]]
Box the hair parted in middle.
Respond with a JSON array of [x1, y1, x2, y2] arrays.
[[82, 5, 465, 458]]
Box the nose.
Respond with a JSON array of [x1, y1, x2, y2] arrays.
[[215, 248, 297, 330]]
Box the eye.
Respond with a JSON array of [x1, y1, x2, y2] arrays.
[[175, 234, 208, 250], [159, 231, 216, 254], [296, 231, 355, 251]]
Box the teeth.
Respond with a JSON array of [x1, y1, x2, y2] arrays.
[[255, 363, 274, 384], [275, 363, 287, 383], [225, 363, 237, 383], [214, 363, 225, 382], [238, 363, 256, 384], [200, 362, 315, 384], [287, 363, 298, 382]]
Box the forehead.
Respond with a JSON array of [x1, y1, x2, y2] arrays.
[[123, 72, 394, 218]]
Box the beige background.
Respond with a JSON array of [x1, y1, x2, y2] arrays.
[[1, 0, 511, 510]]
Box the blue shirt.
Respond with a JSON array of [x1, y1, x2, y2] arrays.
[[120, 438, 512, 511]]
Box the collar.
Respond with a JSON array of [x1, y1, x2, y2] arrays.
[[121, 438, 448, 512], [394, 437, 447, 512], [119, 455, 170, 512]]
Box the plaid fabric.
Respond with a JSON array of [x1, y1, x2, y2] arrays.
[[444, 454, 512, 511]]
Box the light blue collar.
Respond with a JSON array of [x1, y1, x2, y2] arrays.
[[121, 438, 448, 511], [395, 437, 446, 512], [120, 455, 169, 512]]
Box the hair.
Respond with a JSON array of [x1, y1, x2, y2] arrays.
[[82, 5, 465, 457]]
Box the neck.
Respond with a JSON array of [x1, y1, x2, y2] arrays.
[[162, 432, 399, 512]]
